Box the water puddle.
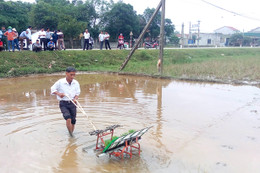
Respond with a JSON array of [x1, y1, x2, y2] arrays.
[[0, 73, 260, 172]]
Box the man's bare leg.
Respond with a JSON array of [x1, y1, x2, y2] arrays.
[[66, 119, 73, 136]]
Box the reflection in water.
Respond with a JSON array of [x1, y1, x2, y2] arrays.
[[0, 74, 260, 173], [55, 138, 78, 173]]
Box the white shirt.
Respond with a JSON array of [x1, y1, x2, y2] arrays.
[[84, 32, 90, 39], [26, 29, 31, 39], [51, 78, 81, 101], [104, 34, 110, 40], [99, 33, 105, 42], [38, 31, 46, 39]]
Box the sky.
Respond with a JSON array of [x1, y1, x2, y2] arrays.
[[11, 0, 260, 33], [118, 0, 260, 33]]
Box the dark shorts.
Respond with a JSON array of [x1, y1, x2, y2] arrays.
[[59, 101, 77, 124]]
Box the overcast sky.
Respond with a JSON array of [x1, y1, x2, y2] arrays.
[[12, 0, 260, 33], [118, 0, 260, 33]]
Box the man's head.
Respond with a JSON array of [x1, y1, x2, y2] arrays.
[[26, 30, 29, 34], [85, 29, 88, 33], [28, 26, 32, 30], [105, 32, 108, 34], [1, 26, 5, 30], [41, 28, 44, 31], [46, 28, 50, 32], [66, 67, 76, 82], [36, 40, 39, 43]]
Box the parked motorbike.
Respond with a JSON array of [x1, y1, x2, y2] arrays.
[[89, 37, 94, 50], [118, 39, 124, 49], [144, 41, 159, 49]]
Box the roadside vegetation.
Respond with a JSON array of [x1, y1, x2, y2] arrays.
[[1, 48, 260, 85]]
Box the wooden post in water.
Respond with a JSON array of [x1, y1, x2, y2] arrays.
[[158, 0, 165, 74], [119, 0, 162, 71]]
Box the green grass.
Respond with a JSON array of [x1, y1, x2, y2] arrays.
[[1, 48, 260, 84]]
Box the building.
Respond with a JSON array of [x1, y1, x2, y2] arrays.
[[244, 27, 260, 46], [214, 26, 240, 35]]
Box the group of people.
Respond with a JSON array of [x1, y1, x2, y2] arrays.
[[0, 26, 32, 52], [82, 29, 112, 50], [83, 29, 125, 50], [1, 25, 127, 52], [0, 25, 65, 52], [35, 28, 65, 52]]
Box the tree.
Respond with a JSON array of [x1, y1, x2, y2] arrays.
[[142, 8, 175, 41], [168, 33, 180, 46], [29, 1, 59, 30], [101, 2, 140, 40], [229, 33, 253, 47], [58, 15, 86, 48], [165, 18, 175, 38], [143, 8, 160, 40], [0, 1, 31, 32], [242, 36, 252, 46]]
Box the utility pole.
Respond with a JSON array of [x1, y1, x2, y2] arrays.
[[159, 0, 165, 74], [130, 31, 133, 48], [181, 23, 184, 48], [120, 0, 162, 71], [197, 20, 200, 47]]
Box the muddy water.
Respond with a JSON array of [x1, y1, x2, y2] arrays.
[[0, 73, 260, 173]]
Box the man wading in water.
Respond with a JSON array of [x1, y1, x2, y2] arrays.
[[51, 67, 81, 136]]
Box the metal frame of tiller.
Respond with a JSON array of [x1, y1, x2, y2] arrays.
[[89, 125, 142, 160], [89, 125, 120, 150], [108, 137, 141, 160]]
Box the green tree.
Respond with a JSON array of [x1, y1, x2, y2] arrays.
[[142, 8, 175, 41], [143, 8, 160, 40], [242, 36, 252, 46], [0, 1, 31, 32], [168, 33, 180, 46], [165, 18, 175, 38], [229, 33, 243, 46], [58, 15, 86, 48], [102, 2, 140, 40]]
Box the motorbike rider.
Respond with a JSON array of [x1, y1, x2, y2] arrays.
[[117, 33, 124, 49]]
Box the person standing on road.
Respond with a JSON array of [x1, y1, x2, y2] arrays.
[[1, 26, 7, 50], [12, 28, 20, 51], [45, 28, 51, 50], [19, 30, 30, 50], [4, 26, 16, 52], [38, 28, 46, 50], [52, 30, 58, 50], [51, 67, 81, 136], [57, 30, 65, 50], [104, 31, 111, 50], [83, 29, 90, 50], [26, 26, 32, 49], [98, 31, 104, 50]]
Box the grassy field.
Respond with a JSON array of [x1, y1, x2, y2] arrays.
[[1, 48, 260, 85]]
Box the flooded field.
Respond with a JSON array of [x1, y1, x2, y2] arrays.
[[0, 73, 260, 173]]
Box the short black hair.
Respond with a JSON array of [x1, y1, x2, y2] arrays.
[[66, 67, 76, 72]]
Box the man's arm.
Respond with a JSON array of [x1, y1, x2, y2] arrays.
[[51, 80, 65, 98], [52, 91, 65, 98]]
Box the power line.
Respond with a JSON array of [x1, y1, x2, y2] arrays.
[[201, 0, 260, 22]]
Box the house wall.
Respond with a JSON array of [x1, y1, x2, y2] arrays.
[[198, 33, 226, 47]]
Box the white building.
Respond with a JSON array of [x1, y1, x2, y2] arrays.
[[214, 26, 240, 35]]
